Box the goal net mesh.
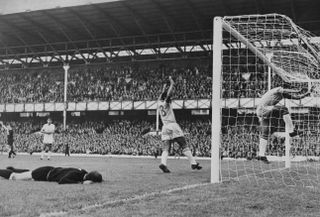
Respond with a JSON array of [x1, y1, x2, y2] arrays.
[[218, 14, 320, 187]]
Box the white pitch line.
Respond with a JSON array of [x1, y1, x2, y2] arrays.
[[39, 182, 211, 217], [38, 166, 304, 217]]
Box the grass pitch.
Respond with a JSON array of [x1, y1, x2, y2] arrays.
[[1, 154, 320, 217]]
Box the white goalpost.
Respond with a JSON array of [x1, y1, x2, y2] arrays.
[[211, 14, 320, 184], [211, 17, 223, 183]]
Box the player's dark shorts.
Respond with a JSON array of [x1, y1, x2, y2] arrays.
[[0, 169, 13, 179], [258, 106, 289, 139], [7, 139, 13, 146], [42, 143, 52, 151], [31, 166, 54, 181]]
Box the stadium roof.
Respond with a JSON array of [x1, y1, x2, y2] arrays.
[[0, 0, 319, 67]]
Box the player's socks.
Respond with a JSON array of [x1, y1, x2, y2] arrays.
[[10, 171, 32, 180], [47, 151, 51, 160], [191, 162, 202, 170], [183, 150, 197, 165], [159, 164, 171, 173], [283, 114, 294, 133], [258, 138, 267, 156], [40, 151, 45, 160], [161, 150, 169, 166]]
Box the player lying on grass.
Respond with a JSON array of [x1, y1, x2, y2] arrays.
[[256, 85, 311, 164], [155, 76, 202, 173], [0, 166, 102, 184]]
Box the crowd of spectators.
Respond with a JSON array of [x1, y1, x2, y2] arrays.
[[1, 117, 319, 158], [0, 56, 318, 158], [0, 118, 211, 157], [0, 56, 284, 104], [0, 59, 212, 103]]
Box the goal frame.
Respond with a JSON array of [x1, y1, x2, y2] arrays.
[[211, 15, 302, 183]]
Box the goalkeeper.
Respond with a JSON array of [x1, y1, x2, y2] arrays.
[[256, 86, 311, 163], [0, 166, 102, 184]]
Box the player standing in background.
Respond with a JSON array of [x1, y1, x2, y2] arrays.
[[40, 117, 55, 160], [256, 86, 311, 163], [158, 76, 202, 173], [0, 121, 16, 158]]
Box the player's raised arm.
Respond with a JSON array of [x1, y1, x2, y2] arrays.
[[166, 76, 174, 98], [158, 83, 167, 101]]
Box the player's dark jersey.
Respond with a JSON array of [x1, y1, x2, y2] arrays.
[[47, 167, 88, 184], [7, 129, 13, 145], [31, 166, 88, 184]]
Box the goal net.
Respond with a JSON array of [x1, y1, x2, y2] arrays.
[[211, 14, 320, 187]]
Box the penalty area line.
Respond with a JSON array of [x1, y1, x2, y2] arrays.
[[39, 182, 211, 217], [40, 167, 292, 217]]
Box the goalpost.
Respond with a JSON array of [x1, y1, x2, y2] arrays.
[[211, 14, 320, 184]]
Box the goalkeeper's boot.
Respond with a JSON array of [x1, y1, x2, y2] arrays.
[[159, 164, 171, 173], [191, 162, 202, 170], [256, 156, 270, 164], [289, 126, 303, 137]]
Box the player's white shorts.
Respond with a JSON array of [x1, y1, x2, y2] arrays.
[[256, 106, 274, 119], [161, 122, 184, 141]]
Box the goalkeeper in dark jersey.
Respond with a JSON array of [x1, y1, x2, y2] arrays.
[[256, 86, 311, 163], [0, 166, 102, 184]]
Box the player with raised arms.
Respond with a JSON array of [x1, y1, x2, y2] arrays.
[[158, 76, 202, 173], [256, 85, 311, 163]]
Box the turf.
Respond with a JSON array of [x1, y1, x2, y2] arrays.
[[0, 154, 320, 217]]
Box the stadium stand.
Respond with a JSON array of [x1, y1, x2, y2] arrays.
[[0, 60, 212, 103], [1, 116, 319, 158]]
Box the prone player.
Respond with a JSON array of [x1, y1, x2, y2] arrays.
[[157, 76, 202, 173], [0, 166, 102, 184], [256, 86, 311, 163]]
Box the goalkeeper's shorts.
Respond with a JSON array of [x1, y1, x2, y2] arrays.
[[0, 169, 13, 179], [161, 123, 184, 141]]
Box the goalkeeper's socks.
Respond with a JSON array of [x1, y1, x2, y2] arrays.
[[159, 164, 171, 173]]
